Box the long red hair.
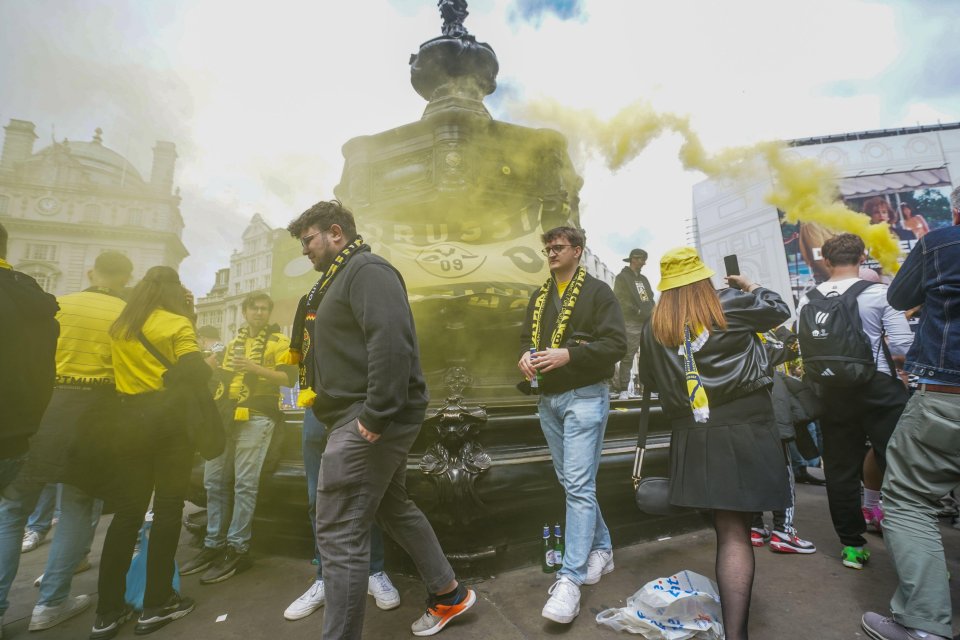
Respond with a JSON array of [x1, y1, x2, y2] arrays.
[[650, 278, 727, 347]]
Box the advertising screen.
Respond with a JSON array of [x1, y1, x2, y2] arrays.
[[779, 167, 954, 307]]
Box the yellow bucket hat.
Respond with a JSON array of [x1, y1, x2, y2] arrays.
[[658, 247, 716, 291]]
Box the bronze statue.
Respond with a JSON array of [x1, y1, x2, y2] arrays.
[[439, 0, 469, 37]]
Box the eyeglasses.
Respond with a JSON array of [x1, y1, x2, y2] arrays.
[[300, 230, 323, 248], [541, 244, 573, 256]]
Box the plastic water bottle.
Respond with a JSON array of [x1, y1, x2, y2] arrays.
[[529, 347, 541, 394]]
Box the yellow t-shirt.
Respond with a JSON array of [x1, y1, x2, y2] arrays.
[[55, 290, 126, 385], [557, 280, 571, 297], [223, 330, 292, 400], [112, 309, 199, 395]]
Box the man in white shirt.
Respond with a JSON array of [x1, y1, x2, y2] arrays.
[[796, 233, 912, 571]]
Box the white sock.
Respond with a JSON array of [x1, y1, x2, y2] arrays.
[[863, 488, 881, 510]]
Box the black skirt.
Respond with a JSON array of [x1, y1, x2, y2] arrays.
[[668, 388, 790, 512]]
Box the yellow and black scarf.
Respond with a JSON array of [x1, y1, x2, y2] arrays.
[[530, 266, 586, 350], [679, 324, 710, 423], [281, 235, 366, 407]]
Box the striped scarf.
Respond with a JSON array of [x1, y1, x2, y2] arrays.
[[678, 324, 710, 423], [281, 235, 366, 407], [530, 266, 586, 350]]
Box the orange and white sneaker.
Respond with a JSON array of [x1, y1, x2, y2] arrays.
[[410, 586, 477, 636]]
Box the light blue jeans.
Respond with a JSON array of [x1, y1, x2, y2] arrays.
[[204, 413, 275, 553], [0, 482, 97, 616], [26, 483, 58, 536], [539, 382, 612, 585]]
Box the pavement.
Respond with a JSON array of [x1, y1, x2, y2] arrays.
[[3, 482, 960, 640]]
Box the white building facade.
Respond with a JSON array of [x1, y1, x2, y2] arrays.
[[0, 119, 187, 295]]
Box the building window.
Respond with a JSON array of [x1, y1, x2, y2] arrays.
[[25, 270, 54, 292], [127, 209, 142, 226], [27, 244, 58, 261], [0, 194, 9, 214], [83, 204, 100, 223]]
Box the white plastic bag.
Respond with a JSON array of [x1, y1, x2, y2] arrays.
[[595, 570, 723, 639]]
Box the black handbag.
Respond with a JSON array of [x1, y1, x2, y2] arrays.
[[137, 332, 225, 460], [632, 387, 689, 516]]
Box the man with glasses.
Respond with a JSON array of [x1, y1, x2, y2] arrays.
[[180, 292, 296, 583], [518, 226, 626, 624], [284, 200, 476, 639]]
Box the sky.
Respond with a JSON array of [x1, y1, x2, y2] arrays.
[[1, 0, 958, 296]]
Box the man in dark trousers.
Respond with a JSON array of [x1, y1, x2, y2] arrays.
[[518, 226, 627, 624], [0, 222, 59, 491], [861, 187, 960, 640], [613, 248, 655, 399], [286, 200, 476, 640]]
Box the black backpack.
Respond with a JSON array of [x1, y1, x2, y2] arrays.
[[797, 280, 887, 387]]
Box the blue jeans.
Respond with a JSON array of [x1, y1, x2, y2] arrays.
[[0, 481, 97, 616], [539, 382, 612, 585], [303, 410, 384, 579], [204, 413, 275, 553], [26, 483, 58, 536]]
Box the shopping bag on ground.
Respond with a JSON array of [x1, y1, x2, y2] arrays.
[[125, 520, 181, 611], [596, 570, 723, 639]]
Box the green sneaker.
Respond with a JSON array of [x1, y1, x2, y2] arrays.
[[841, 546, 870, 569]]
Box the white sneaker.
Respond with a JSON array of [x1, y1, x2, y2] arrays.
[[284, 580, 325, 621], [367, 571, 401, 610], [28, 594, 92, 631], [21, 530, 44, 553], [584, 549, 615, 585], [542, 576, 580, 624]]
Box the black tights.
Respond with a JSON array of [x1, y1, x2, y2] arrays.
[[713, 510, 755, 640]]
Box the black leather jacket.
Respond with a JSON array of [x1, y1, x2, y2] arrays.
[[637, 287, 791, 419]]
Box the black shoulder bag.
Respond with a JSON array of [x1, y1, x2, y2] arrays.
[[632, 387, 689, 516], [137, 332, 225, 460]]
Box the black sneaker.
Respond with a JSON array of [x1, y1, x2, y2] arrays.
[[134, 593, 195, 635], [179, 546, 223, 576], [90, 606, 134, 640], [199, 547, 251, 584]]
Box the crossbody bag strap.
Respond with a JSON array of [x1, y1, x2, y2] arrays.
[[631, 387, 653, 489], [137, 331, 173, 370]]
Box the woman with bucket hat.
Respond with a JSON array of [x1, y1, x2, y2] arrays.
[[637, 247, 791, 640]]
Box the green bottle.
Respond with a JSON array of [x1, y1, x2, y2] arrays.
[[541, 524, 555, 573], [553, 523, 565, 570]]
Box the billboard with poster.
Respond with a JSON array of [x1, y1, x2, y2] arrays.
[[779, 167, 954, 307]]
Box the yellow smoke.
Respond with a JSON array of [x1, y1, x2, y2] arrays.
[[515, 99, 903, 273]]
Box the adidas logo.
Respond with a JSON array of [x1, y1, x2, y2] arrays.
[[821, 368, 836, 376]]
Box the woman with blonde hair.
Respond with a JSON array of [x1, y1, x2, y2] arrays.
[[91, 266, 203, 639], [638, 248, 791, 640]]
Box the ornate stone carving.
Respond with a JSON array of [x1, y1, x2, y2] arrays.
[[419, 367, 491, 525]]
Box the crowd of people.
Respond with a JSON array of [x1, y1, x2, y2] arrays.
[[0, 185, 957, 640]]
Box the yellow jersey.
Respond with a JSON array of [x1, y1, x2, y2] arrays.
[[112, 309, 199, 395], [54, 289, 126, 385]]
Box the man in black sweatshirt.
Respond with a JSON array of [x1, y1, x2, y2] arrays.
[[518, 226, 626, 625], [286, 200, 476, 640], [0, 222, 59, 491]]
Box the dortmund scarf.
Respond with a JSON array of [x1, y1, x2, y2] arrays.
[[530, 266, 587, 350], [679, 324, 710, 423], [216, 323, 278, 420], [280, 235, 366, 407]]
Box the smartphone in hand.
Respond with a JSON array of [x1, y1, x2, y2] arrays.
[[724, 255, 741, 289]]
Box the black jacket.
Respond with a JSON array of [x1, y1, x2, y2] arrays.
[[312, 247, 429, 435], [519, 272, 627, 394], [613, 266, 655, 326], [0, 268, 59, 459], [638, 287, 790, 419]]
